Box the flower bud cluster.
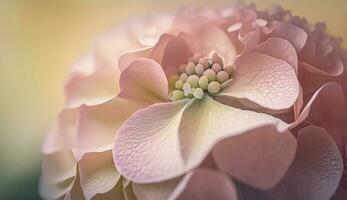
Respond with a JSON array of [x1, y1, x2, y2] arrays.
[[169, 53, 234, 101]]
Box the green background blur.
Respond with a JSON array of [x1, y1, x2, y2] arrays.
[[0, 0, 346, 199]]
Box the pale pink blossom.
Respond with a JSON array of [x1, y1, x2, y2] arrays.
[[40, 3, 347, 200]]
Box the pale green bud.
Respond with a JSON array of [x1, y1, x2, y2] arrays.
[[207, 81, 221, 94], [187, 75, 199, 88], [171, 90, 185, 101], [199, 76, 209, 90], [175, 79, 184, 90], [203, 69, 216, 82], [193, 88, 204, 99]]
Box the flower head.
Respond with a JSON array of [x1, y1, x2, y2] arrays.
[[40, 3, 347, 200]]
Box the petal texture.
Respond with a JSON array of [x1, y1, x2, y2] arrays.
[[252, 37, 298, 72], [113, 99, 192, 183], [220, 52, 299, 112]]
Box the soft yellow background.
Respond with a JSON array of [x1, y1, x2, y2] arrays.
[[0, 0, 346, 198]]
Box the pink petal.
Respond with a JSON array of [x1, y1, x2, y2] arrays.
[[40, 125, 77, 199], [149, 34, 176, 64], [180, 25, 237, 65], [149, 34, 192, 76], [39, 149, 77, 199], [58, 97, 143, 160], [212, 125, 297, 189], [252, 37, 298, 72], [161, 37, 192, 76], [113, 99, 192, 183], [294, 85, 304, 120], [269, 22, 308, 52], [118, 47, 151, 71], [299, 36, 317, 61], [118, 58, 169, 104], [93, 13, 173, 63], [220, 52, 299, 112], [79, 150, 121, 200], [300, 57, 344, 76], [113, 96, 287, 183], [291, 82, 347, 154], [65, 59, 119, 108], [177, 169, 238, 200], [268, 125, 343, 200]]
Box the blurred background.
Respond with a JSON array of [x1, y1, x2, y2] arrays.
[[0, 0, 346, 199]]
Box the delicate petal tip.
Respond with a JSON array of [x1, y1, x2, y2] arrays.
[[269, 21, 308, 53], [64, 60, 119, 109], [252, 37, 298, 72], [39, 149, 77, 200]]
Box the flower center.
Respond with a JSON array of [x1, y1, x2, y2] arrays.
[[169, 53, 234, 101]]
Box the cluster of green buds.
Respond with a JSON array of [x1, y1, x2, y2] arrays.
[[169, 53, 234, 101]]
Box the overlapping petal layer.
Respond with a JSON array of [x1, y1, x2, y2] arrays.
[[114, 95, 287, 183]]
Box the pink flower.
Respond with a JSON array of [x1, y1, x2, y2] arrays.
[[40, 3, 347, 200]]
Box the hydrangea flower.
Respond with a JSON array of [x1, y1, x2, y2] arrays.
[[40, 3, 347, 200]]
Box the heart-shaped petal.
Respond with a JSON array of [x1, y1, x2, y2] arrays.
[[114, 96, 287, 183]]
